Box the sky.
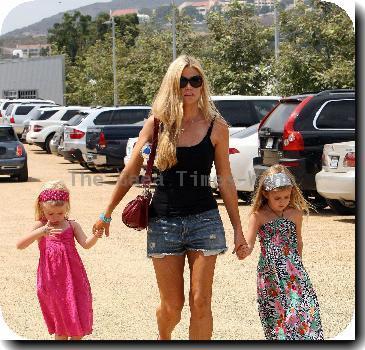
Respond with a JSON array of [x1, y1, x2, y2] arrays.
[[0, 0, 112, 35], [0, 0, 359, 343]]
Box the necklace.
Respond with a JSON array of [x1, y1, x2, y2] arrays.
[[267, 204, 284, 218], [181, 116, 202, 133]]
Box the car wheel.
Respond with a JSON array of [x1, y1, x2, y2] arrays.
[[15, 162, 28, 182], [326, 199, 355, 215], [45, 133, 55, 154]]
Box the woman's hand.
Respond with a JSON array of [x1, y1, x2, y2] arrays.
[[232, 231, 252, 260], [93, 219, 110, 237]]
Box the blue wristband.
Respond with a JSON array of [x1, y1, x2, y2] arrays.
[[99, 213, 112, 223]]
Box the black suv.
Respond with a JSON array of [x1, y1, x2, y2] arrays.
[[253, 89, 355, 209]]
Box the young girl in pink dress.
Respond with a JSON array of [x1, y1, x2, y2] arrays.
[[16, 180, 103, 340]]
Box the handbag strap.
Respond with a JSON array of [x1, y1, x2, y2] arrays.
[[142, 117, 159, 187]]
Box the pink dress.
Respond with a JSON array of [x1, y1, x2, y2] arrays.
[[37, 220, 93, 337]]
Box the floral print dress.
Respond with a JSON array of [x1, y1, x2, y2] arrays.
[[256, 217, 323, 340]]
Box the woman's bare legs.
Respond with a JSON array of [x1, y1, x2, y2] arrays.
[[187, 251, 217, 340], [55, 334, 68, 340], [152, 255, 186, 340]]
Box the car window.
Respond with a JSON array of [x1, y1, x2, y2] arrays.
[[110, 109, 150, 125], [2, 101, 14, 111], [0, 128, 17, 141], [251, 100, 279, 120], [94, 111, 112, 125], [38, 110, 60, 120], [68, 113, 88, 126], [5, 104, 16, 116], [260, 102, 299, 132], [213, 100, 257, 127], [15, 105, 35, 115], [61, 110, 82, 121], [315, 99, 355, 129]]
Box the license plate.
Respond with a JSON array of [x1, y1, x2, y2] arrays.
[[329, 156, 339, 169], [266, 137, 273, 149]]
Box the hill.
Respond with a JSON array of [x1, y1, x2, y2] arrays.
[[0, 0, 185, 38]]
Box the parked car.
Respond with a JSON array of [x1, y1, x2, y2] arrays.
[[50, 112, 90, 156], [253, 89, 355, 209], [211, 95, 280, 135], [3, 102, 57, 136], [315, 141, 355, 215], [210, 123, 259, 202], [0, 125, 28, 181], [21, 106, 63, 141], [26, 106, 90, 153], [85, 124, 144, 171], [62, 106, 151, 169], [0, 98, 56, 124]]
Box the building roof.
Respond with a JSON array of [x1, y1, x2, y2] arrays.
[[111, 8, 138, 17], [15, 44, 50, 49]]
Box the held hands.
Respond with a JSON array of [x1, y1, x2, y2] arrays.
[[92, 220, 110, 237], [232, 230, 252, 260]]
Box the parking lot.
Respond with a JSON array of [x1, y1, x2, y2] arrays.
[[0, 143, 355, 340]]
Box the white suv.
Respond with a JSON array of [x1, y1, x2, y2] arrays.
[[0, 99, 55, 123], [26, 106, 89, 153], [3, 103, 57, 135], [63, 106, 151, 168]]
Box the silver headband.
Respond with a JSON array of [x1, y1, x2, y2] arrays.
[[263, 172, 292, 191]]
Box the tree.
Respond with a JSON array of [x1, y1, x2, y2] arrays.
[[48, 11, 93, 63], [206, 1, 273, 94], [181, 6, 204, 22], [270, 0, 355, 95]]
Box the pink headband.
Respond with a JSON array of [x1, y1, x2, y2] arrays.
[[39, 189, 69, 202]]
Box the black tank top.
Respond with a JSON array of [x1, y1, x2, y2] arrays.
[[149, 119, 217, 217]]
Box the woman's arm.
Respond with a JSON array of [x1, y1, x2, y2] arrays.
[[16, 221, 57, 249], [212, 121, 249, 257], [93, 116, 155, 236], [72, 221, 101, 249]]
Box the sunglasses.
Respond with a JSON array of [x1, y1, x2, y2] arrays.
[[180, 75, 203, 88]]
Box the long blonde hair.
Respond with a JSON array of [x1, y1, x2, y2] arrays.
[[251, 164, 311, 215], [152, 55, 224, 171], [35, 180, 71, 221]]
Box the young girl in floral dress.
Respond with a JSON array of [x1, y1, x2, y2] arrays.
[[16, 180, 103, 340], [242, 164, 323, 340]]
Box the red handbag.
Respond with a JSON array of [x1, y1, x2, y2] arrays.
[[122, 118, 159, 230]]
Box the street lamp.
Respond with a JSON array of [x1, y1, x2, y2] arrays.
[[104, 12, 118, 106], [171, 0, 176, 61]]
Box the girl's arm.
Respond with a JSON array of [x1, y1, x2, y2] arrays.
[[245, 212, 261, 254], [72, 221, 102, 249], [212, 121, 249, 258], [294, 211, 304, 258], [93, 116, 155, 236], [16, 221, 51, 249]]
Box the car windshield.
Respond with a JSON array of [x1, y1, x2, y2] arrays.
[[260, 102, 299, 132], [231, 123, 259, 138], [0, 128, 17, 141]]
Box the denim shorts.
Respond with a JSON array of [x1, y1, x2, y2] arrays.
[[147, 208, 227, 258]]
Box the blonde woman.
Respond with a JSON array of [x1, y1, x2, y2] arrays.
[[242, 164, 323, 340], [93, 55, 249, 340]]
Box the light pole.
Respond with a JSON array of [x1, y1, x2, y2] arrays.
[[171, 0, 176, 61], [104, 11, 118, 106]]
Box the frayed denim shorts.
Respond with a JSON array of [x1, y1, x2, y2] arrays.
[[147, 208, 227, 258]]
